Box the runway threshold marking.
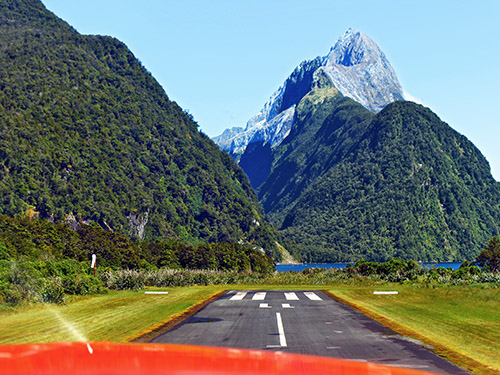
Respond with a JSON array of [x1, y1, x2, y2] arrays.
[[276, 312, 287, 347], [259, 303, 271, 309], [252, 292, 267, 300], [282, 303, 294, 309], [230, 292, 247, 300], [304, 292, 322, 300], [284, 292, 299, 300]]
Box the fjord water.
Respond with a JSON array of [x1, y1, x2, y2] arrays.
[[275, 262, 463, 272]]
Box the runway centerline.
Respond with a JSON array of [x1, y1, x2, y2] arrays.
[[276, 312, 287, 347]]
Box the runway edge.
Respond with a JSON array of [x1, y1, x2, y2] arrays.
[[128, 290, 228, 343]]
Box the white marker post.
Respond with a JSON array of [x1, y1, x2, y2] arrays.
[[91, 253, 97, 276]]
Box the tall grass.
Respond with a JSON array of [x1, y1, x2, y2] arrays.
[[101, 266, 500, 291], [101, 269, 258, 290]]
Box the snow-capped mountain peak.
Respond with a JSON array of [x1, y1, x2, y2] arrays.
[[322, 28, 403, 112], [214, 29, 404, 155], [327, 28, 377, 66]]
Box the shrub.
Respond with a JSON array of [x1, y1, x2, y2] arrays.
[[479, 272, 500, 283], [452, 266, 482, 280], [476, 236, 500, 272], [40, 277, 65, 304], [3, 284, 26, 305], [102, 270, 145, 290], [62, 274, 107, 295]]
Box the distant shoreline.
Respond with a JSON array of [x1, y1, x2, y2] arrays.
[[275, 262, 463, 272]]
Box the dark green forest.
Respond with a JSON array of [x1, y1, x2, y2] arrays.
[[244, 84, 500, 262], [0, 214, 273, 271], [0, 0, 280, 256]]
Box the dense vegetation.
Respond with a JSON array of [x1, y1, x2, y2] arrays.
[[0, 211, 497, 306], [0, 214, 274, 305], [91, 259, 500, 295], [0, 214, 273, 271], [0, 0, 279, 255], [476, 236, 500, 272], [242, 83, 500, 262]]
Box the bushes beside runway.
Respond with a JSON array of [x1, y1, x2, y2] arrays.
[[97, 268, 352, 291], [101, 269, 257, 290], [344, 258, 500, 285], [2, 257, 499, 305], [0, 259, 108, 305], [101, 259, 500, 291]]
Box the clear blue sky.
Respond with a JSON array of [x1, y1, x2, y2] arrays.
[[41, 0, 500, 181]]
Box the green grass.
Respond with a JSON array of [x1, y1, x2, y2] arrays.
[[327, 284, 500, 374], [0, 286, 224, 344]]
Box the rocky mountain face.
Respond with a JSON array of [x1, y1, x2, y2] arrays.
[[213, 29, 405, 155], [322, 29, 404, 112], [0, 0, 280, 256]]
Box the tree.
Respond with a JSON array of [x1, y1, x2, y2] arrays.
[[476, 236, 500, 273]]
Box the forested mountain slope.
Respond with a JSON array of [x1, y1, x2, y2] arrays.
[[249, 87, 500, 261], [0, 0, 279, 255]]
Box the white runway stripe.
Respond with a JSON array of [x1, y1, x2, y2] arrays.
[[252, 292, 267, 300], [230, 292, 247, 300], [284, 292, 299, 300], [276, 312, 287, 347], [304, 292, 322, 301]]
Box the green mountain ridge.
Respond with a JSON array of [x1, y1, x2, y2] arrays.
[[0, 0, 280, 256], [244, 85, 500, 262]]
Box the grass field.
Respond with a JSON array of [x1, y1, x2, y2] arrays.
[[0, 286, 223, 344], [328, 284, 500, 375], [0, 283, 499, 374]]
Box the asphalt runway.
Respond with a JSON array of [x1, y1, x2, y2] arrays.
[[152, 290, 469, 374]]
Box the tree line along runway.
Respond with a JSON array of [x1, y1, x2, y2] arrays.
[[152, 290, 469, 375]]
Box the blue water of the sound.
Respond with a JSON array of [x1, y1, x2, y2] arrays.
[[275, 262, 463, 272]]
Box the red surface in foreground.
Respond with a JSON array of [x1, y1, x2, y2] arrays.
[[0, 341, 439, 375]]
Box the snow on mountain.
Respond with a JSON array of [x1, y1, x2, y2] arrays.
[[214, 28, 405, 155], [322, 28, 404, 112], [213, 82, 287, 154]]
